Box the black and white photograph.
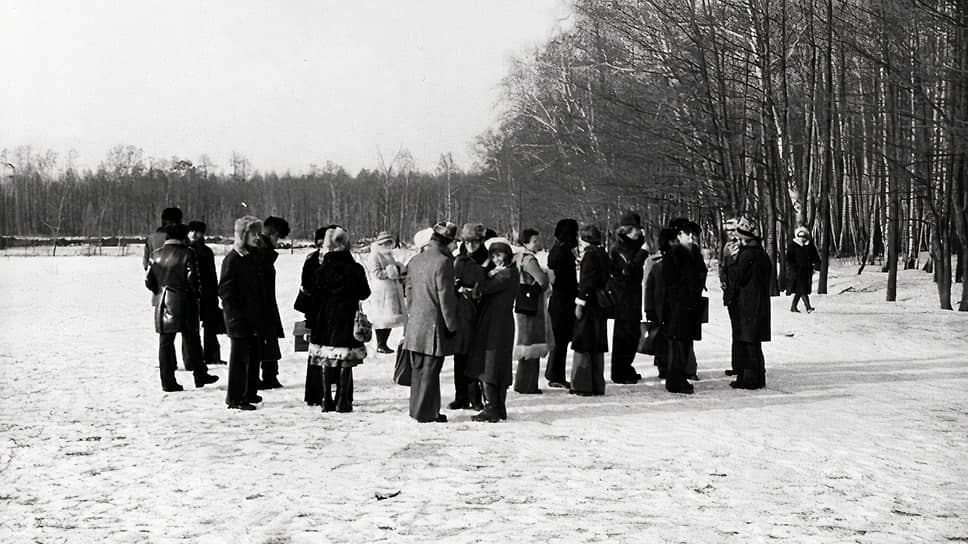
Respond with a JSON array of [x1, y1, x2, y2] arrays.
[[1, 0, 967, 541]]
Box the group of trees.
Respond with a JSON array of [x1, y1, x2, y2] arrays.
[[476, 0, 967, 310], [2, 0, 965, 310]]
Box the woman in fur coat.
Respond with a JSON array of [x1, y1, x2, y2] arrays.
[[365, 231, 407, 353], [570, 225, 610, 396], [306, 227, 371, 413], [512, 228, 549, 394]]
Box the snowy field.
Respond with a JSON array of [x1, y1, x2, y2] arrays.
[[1, 252, 966, 543]]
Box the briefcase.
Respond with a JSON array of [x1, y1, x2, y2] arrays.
[[293, 320, 311, 352]]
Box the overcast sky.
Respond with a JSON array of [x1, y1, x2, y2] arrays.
[[1, 0, 570, 174]]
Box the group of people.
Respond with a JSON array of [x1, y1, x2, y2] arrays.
[[144, 205, 820, 421]]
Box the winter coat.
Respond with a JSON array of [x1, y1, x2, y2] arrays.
[[467, 265, 520, 388], [364, 246, 407, 329], [146, 239, 201, 334], [218, 247, 267, 338], [728, 243, 772, 343], [403, 240, 460, 357], [608, 236, 648, 322], [296, 249, 323, 318], [189, 239, 224, 332], [661, 244, 706, 341], [143, 228, 166, 270], [785, 240, 820, 295], [452, 249, 487, 354], [572, 245, 610, 353], [643, 254, 665, 324], [513, 250, 549, 360], [258, 239, 285, 340], [548, 239, 578, 302], [720, 239, 740, 304], [306, 250, 371, 357]]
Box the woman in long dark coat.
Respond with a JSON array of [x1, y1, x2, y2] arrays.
[[785, 226, 821, 313], [449, 224, 488, 410], [298, 226, 335, 406], [661, 218, 706, 395], [727, 218, 772, 389], [608, 212, 649, 384], [467, 241, 519, 422], [570, 225, 610, 396], [306, 227, 371, 413], [545, 218, 579, 389]]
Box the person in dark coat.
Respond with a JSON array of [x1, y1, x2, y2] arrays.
[[448, 223, 488, 410], [545, 218, 579, 389], [719, 217, 741, 377], [187, 220, 226, 368], [298, 226, 336, 406], [467, 242, 520, 422], [257, 216, 290, 389], [512, 228, 549, 394], [219, 215, 267, 410], [661, 218, 706, 394], [143, 207, 182, 271], [644, 228, 676, 379], [305, 226, 370, 413], [403, 221, 460, 423], [145, 223, 219, 392], [727, 217, 772, 389], [608, 212, 649, 384], [785, 226, 821, 313], [570, 224, 610, 396]]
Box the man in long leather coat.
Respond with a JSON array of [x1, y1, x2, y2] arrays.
[[146, 223, 219, 392]]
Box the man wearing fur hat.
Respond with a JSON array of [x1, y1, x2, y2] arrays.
[[256, 216, 290, 390], [448, 223, 488, 410], [403, 221, 460, 422], [145, 223, 219, 392], [726, 217, 772, 390], [143, 207, 183, 270], [608, 212, 649, 384], [219, 215, 268, 410]]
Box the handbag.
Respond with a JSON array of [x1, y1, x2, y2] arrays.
[[353, 304, 373, 343], [637, 322, 659, 355], [699, 295, 709, 324], [393, 342, 412, 386], [595, 280, 619, 318], [514, 283, 542, 315], [294, 289, 313, 314]]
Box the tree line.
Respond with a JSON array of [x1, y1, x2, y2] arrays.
[[2, 0, 966, 310]]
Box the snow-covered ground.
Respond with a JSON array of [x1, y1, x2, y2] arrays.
[[1, 253, 966, 543]]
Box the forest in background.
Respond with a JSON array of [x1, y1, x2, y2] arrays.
[[2, 0, 966, 310]]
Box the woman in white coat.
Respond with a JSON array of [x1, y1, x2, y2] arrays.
[[365, 231, 408, 353]]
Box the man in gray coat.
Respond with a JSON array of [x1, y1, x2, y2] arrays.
[[403, 221, 459, 423]]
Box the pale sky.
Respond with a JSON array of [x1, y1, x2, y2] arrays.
[[1, 0, 571, 174]]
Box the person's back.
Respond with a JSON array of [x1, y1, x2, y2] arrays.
[[149, 241, 198, 296]]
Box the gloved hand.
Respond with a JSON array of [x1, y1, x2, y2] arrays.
[[575, 305, 584, 320]]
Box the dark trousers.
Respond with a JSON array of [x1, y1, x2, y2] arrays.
[[610, 317, 641, 382], [410, 352, 444, 421], [305, 360, 323, 405], [482, 381, 508, 420], [160, 331, 206, 388], [513, 358, 541, 393], [261, 360, 278, 379], [665, 339, 693, 391], [545, 295, 575, 384], [452, 353, 483, 407], [791, 294, 813, 311], [227, 337, 261, 405], [736, 341, 766, 387], [186, 326, 221, 366], [322, 366, 353, 412], [571, 351, 606, 395]]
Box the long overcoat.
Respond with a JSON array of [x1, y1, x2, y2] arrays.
[[146, 239, 201, 334], [452, 247, 487, 354], [364, 247, 407, 329], [727, 243, 772, 342], [643, 255, 665, 324], [572, 245, 610, 354], [608, 238, 648, 322], [259, 241, 286, 339], [403, 241, 460, 357], [785, 240, 820, 295], [512, 251, 549, 360], [219, 247, 267, 339], [660, 244, 706, 341], [466, 265, 519, 387], [307, 250, 371, 351], [189, 239, 224, 333]]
